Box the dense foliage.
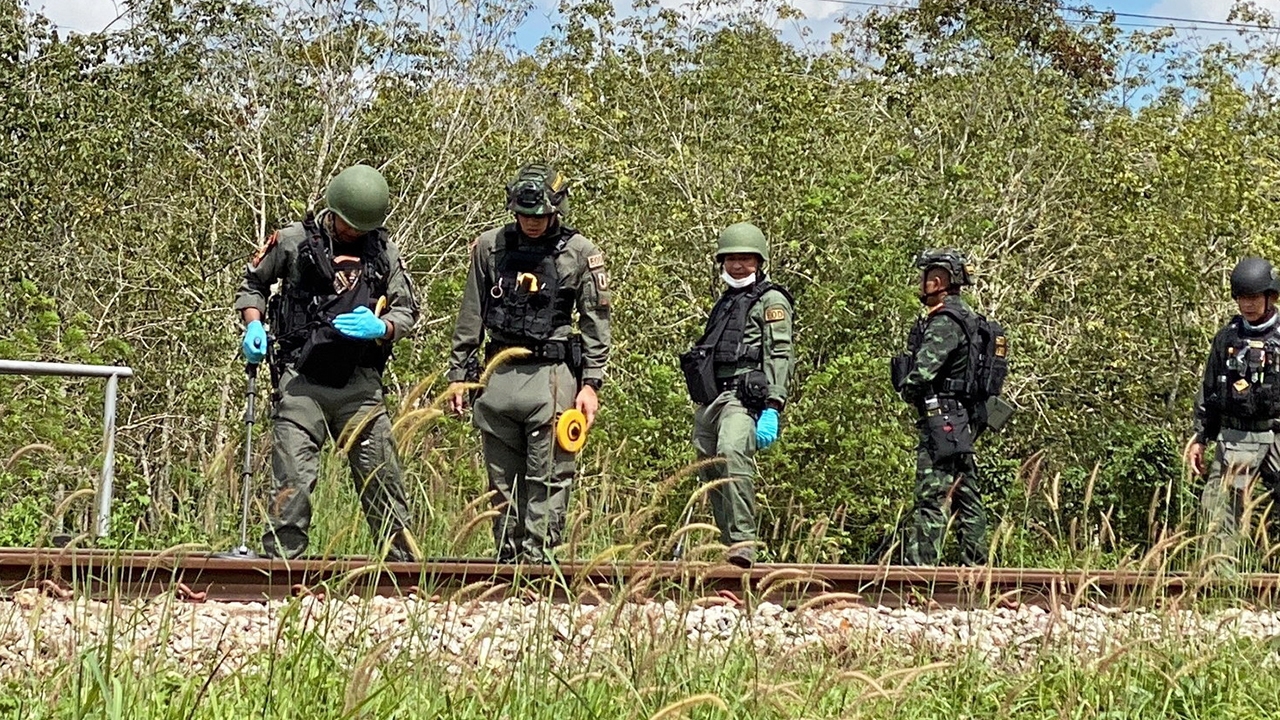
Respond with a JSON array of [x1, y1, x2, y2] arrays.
[[2, 0, 1278, 562]]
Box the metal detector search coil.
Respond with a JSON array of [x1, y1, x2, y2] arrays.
[[555, 409, 588, 453]]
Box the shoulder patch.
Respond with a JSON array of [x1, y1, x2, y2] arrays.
[[594, 271, 609, 291], [764, 306, 787, 323], [587, 253, 605, 270], [251, 231, 279, 268]]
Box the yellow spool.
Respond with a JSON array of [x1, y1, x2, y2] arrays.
[[556, 409, 588, 453]]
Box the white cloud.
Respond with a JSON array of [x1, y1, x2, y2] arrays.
[[33, 0, 124, 34]]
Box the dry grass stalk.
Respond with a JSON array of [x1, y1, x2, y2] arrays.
[[5, 443, 56, 470], [343, 637, 394, 716], [647, 693, 728, 720], [795, 592, 864, 617], [337, 407, 386, 454], [836, 671, 894, 701], [479, 347, 532, 386], [453, 509, 501, 552], [397, 374, 438, 414]]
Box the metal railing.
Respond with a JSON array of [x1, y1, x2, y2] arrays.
[[0, 360, 134, 537]]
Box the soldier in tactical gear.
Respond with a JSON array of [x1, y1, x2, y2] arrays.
[[234, 164, 421, 561], [680, 222, 795, 568], [893, 249, 989, 566], [445, 162, 611, 564], [1188, 256, 1280, 563]]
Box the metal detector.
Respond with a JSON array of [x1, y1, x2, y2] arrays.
[[671, 502, 697, 561], [215, 363, 260, 559]]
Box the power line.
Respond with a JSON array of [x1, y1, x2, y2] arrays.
[[804, 0, 1280, 33], [1061, 4, 1270, 30]]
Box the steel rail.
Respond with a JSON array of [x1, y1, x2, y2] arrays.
[[0, 548, 1276, 606]]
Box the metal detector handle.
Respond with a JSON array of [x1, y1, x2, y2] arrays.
[[671, 503, 697, 561], [234, 363, 260, 557]]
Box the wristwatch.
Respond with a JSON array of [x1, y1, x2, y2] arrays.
[[583, 378, 603, 391]]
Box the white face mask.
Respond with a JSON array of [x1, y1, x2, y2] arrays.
[[721, 270, 756, 289]]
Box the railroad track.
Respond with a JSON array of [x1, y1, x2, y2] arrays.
[[1, 547, 1278, 607]]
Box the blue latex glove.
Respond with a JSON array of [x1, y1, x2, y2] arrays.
[[333, 305, 388, 341], [241, 320, 268, 364], [755, 408, 780, 450]]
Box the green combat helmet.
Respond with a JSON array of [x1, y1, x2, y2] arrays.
[[915, 248, 974, 286], [1230, 256, 1280, 298], [715, 222, 769, 263], [326, 164, 390, 232], [507, 163, 569, 216]]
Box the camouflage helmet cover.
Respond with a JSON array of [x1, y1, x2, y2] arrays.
[[506, 162, 569, 216], [715, 222, 769, 263], [915, 248, 974, 286], [1230, 256, 1280, 298], [326, 164, 390, 232]]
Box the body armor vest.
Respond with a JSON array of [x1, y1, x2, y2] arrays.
[[1210, 316, 1280, 420], [483, 224, 576, 342], [679, 277, 793, 406], [272, 213, 392, 384], [696, 278, 792, 370]]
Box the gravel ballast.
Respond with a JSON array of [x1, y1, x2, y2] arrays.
[[1, 590, 1277, 676]]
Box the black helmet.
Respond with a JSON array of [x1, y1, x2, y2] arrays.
[[1230, 256, 1280, 298], [914, 248, 974, 287]]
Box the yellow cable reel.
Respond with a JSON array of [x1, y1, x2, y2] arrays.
[[556, 409, 588, 453]]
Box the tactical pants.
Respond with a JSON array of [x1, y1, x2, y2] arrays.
[[1200, 428, 1274, 562], [263, 366, 414, 561], [473, 360, 577, 562], [905, 429, 987, 566], [692, 391, 759, 552]]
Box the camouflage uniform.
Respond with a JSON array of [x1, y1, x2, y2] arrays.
[[899, 295, 988, 566], [234, 213, 420, 560], [447, 165, 611, 562]]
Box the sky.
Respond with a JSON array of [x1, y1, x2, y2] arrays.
[[32, 0, 1280, 42]]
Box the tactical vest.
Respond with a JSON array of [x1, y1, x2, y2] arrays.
[[1209, 316, 1280, 420], [904, 296, 975, 399], [271, 213, 392, 386], [695, 279, 793, 371], [483, 224, 577, 342], [679, 277, 793, 406]]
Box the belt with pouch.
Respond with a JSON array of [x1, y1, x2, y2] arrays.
[[485, 340, 570, 363], [917, 395, 964, 418], [1222, 417, 1276, 432]]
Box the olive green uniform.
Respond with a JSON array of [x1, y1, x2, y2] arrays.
[[692, 285, 794, 551], [447, 223, 611, 562], [234, 218, 419, 559]]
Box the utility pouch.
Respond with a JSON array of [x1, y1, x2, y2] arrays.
[[295, 325, 363, 388], [679, 346, 719, 405], [924, 402, 974, 462], [735, 369, 770, 413], [890, 353, 912, 393], [568, 333, 584, 384], [983, 395, 1015, 433]]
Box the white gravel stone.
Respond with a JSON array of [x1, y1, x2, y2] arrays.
[[0, 592, 1275, 678]]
